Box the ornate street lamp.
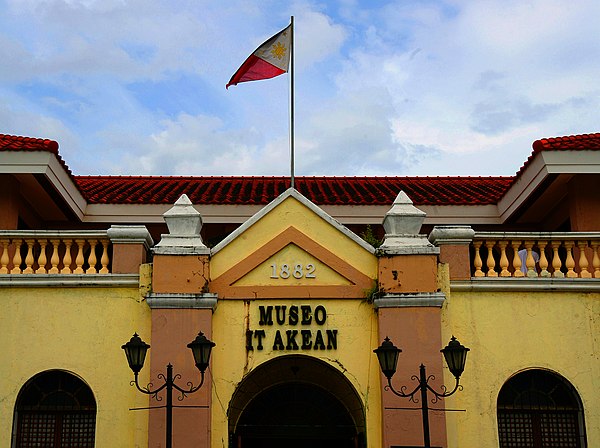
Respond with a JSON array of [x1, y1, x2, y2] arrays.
[[374, 336, 469, 448], [122, 331, 215, 448]]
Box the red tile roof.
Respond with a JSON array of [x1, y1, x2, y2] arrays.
[[75, 175, 513, 206], [2, 132, 598, 207]]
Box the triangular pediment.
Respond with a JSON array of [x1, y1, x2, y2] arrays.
[[233, 243, 352, 287], [210, 189, 377, 299]]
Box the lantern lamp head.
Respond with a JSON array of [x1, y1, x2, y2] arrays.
[[440, 336, 470, 379], [122, 333, 150, 374], [373, 337, 402, 380], [187, 332, 216, 373]]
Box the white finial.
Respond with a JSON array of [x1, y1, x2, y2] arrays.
[[154, 194, 209, 255], [383, 191, 426, 236], [379, 190, 438, 254]]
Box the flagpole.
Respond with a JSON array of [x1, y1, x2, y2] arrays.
[[290, 15, 295, 190]]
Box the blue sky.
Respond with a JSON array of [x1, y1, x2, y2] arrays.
[[1, 0, 599, 176]]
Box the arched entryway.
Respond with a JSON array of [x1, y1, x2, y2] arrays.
[[228, 355, 366, 448], [497, 369, 587, 447], [12, 370, 96, 448]]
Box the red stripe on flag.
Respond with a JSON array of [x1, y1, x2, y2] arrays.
[[226, 55, 286, 89]]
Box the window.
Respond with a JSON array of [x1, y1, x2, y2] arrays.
[[12, 370, 96, 448], [497, 369, 586, 448]]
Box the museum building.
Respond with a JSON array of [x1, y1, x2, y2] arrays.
[[0, 132, 599, 447]]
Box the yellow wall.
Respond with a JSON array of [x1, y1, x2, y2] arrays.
[[441, 287, 600, 447], [0, 284, 152, 448], [211, 298, 383, 447]]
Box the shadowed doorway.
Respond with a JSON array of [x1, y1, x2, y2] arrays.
[[228, 355, 365, 448]]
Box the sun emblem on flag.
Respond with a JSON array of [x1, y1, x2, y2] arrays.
[[271, 41, 287, 60]]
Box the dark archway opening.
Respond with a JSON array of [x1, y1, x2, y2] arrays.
[[497, 369, 587, 448], [228, 355, 365, 448], [12, 370, 96, 448]]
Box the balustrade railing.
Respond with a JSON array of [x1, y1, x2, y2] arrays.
[[0, 231, 112, 274], [472, 233, 600, 279]]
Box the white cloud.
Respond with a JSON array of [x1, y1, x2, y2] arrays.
[[294, 7, 347, 70], [1, 0, 599, 177]]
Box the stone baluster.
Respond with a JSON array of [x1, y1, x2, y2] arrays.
[[498, 241, 510, 277], [512, 240, 524, 277], [36, 239, 48, 274], [486, 241, 497, 277], [524, 241, 537, 277], [0, 239, 9, 274], [564, 241, 577, 278], [592, 242, 600, 279], [473, 241, 484, 277], [61, 240, 73, 274], [23, 239, 36, 274], [11, 239, 23, 274], [538, 240, 550, 277], [577, 240, 592, 278], [99, 240, 110, 274], [551, 242, 564, 278], [86, 240, 98, 274], [73, 239, 85, 274], [577, 241, 592, 279], [49, 239, 60, 274]]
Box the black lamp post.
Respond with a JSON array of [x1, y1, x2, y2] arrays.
[[374, 336, 469, 448], [122, 331, 215, 448]]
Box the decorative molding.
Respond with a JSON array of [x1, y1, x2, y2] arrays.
[[107, 225, 154, 249], [429, 226, 475, 246], [374, 291, 446, 308], [145, 292, 218, 309], [451, 278, 600, 292], [377, 237, 440, 255], [0, 274, 140, 287], [152, 237, 210, 255]]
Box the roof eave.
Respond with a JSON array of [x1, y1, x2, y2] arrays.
[[498, 150, 600, 222], [0, 151, 87, 221]]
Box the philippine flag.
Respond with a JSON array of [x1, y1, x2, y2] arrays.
[[226, 24, 292, 89]]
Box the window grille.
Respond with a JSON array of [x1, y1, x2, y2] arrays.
[[13, 371, 96, 448], [497, 370, 586, 448]]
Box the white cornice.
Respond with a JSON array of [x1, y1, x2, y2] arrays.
[[80, 203, 502, 226]]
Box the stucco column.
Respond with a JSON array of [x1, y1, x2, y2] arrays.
[[429, 226, 475, 280], [147, 195, 216, 448], [107, 225, 153, 274], [375, 191, 448, 448]]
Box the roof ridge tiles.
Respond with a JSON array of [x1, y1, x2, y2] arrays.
[[0, 133, 59, 153]]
